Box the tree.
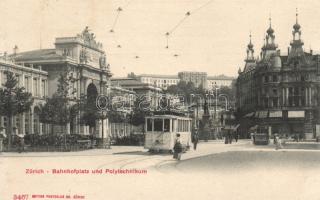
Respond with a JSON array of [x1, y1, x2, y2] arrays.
[[39, 70, 77, 148], [130, 96, 151, 127], [127, 72, 137, 79], [0, 71, 33, 149], [166, 81, 205, 104]]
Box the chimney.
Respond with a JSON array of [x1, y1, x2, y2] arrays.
[[310, 49, 313, 55]]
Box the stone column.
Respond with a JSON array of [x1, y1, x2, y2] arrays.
[[309, 87, 312, 106], [66, 123, 70, 135], [299, 87, 302, 106], [39, 77, 42, 97], [286, 87, 289, 106], [305, 88, 308, 106], [282, 88, 285, 106], [30, 108, 34, 135], [39, 122, 43, 135], [21, 113, 25, 135], [31, 76, 34, 96]]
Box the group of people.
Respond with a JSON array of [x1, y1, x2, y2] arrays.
[[173, 131, 199, 161]]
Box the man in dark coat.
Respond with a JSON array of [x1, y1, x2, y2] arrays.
[[173, 134, 182, 160], [192, 132, 199, 150]]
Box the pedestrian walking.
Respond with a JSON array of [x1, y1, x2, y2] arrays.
[[235, 131, 239, 142], [18, 135, 25, 153], [192, 132, 199, 150], [275, 134, 283, 150], [173, 134, 182, 160]]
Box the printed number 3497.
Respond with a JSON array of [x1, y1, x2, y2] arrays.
[[13, 194, 28, 200]]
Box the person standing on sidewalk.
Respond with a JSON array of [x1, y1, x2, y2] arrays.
[[192, 132, 199, 150], [173, 134, 182, 160]]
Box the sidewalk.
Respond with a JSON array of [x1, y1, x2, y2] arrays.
[[0, 140, 241, 158], [0, 146, 147, 157]]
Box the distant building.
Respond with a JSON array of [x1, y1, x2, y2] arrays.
[[178, 71, 207, 89], [111, 77, 162, 109], [136, 74, 179, 89], [135, 72, 235, 90], [207, 75, 235, 89]]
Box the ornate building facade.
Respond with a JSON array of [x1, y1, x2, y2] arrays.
[[1, 27, 113, 140], [236, 14, 320, 139]]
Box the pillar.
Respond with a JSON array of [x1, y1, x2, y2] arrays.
[[282, 88, 285, 106], [30, 76, 34, 96], [66, 123, 70, 135], [39, 77, 42, 97], [21, 113, 25, 135], [39, 123, 43, 135], [305, 88, 308, 106], [30, 108, 34, 134], [286, 87, 289, 106], [309, 87, 312, 106]]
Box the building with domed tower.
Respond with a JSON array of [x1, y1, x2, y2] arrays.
[[236, 12, 320, 139]]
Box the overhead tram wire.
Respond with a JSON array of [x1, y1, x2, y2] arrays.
[[164, 0, 215, 49], [108, 0, 133, 48]]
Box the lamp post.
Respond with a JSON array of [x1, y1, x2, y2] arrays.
[[98, 110, 107, 148]]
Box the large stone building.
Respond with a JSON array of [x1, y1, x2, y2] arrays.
[[236, 14, 320, 139], [0, 59, 48, 136], [1, 27, 113, 140], [178, 71, 207, 89], [136, 72, 234, 90]]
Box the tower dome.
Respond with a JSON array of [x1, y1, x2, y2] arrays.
[[293, 22, 301, 31], [267, 26, 274, 35]]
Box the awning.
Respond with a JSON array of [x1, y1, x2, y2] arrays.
[[269, 111, 282, 118], [244, 112, 254, 118], [288, 111, 305, 118]]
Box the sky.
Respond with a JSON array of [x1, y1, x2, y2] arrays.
[[0, 0, 320, 77]]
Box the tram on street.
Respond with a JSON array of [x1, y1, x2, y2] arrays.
[[144, 114, 193, 153]]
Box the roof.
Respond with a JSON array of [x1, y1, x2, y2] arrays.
[[111, 78, 148, 86], [12, 49, 63, 62], [207, 74, 235, 80], [137, 74, 179, 79]]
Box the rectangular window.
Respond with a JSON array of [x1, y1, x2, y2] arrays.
[[272, 75, 278, 82], [154, 119, 163, 132], [164, 119, 170, 132], [147, 119, 152, 132]]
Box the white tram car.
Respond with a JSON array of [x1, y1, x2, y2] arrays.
[[144, 115, 193, 152]]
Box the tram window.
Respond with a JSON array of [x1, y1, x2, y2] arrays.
[[172, 119, 175, 132], [164, 119, 170, 132], [147, 119, 152, 131], [154, 119, 163, 131]]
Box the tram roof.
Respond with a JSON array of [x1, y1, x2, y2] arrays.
[[146, 115, 192, 120]]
